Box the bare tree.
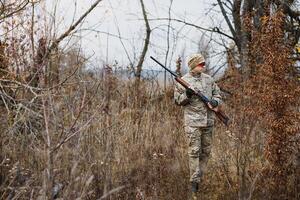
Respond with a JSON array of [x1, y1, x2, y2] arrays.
[[0, 0, 30, 23], [135, 0, 151, 85], [149, 0, 300, 79], [45, 0, 104, 87], [164, 0, 174, 90]]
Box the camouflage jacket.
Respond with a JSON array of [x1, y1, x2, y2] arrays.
[[174, 72, 222, 127]]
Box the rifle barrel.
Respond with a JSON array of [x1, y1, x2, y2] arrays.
[[150, 56, 178, 77]]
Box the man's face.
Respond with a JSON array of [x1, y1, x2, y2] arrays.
[[191, 62, 205, 74]]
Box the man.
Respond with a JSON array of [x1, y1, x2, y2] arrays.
[[174, 53, 222, 199]]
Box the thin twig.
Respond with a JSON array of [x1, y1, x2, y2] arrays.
[[98, 185, 127, 200], [148, 17, 235, 41]]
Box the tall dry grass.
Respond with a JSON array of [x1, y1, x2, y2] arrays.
[[0, 10, 299, 199], [1, 60, 299, 199], [0, 65, 189, 199], [0, 59, 260, 199]]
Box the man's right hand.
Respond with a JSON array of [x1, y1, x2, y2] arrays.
[[208, 102, 219, 111], [186, 88, 194, 98]]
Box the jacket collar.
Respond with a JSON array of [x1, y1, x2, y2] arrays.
[[189, 71, 202, 78]]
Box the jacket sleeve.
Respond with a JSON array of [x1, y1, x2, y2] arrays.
[[212, 81, 222, 105], [174, 82, 190, 106]]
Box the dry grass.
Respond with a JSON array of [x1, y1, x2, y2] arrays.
[[0, 71, 190, 199], [0, 64, 250, 199], [1, 62, 299, 199], [0, 10, 299, 199]]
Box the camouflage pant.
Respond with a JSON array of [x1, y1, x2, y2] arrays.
[[185, 126, 213, 183]]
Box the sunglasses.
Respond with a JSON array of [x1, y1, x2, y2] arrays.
[[197, 62, 205, 67]]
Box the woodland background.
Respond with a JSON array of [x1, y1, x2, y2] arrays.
[[0, 0, 299, 200]]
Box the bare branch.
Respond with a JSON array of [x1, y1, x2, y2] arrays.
[[135, 0, 151, 81], [47, 0, 104, 56], [0, 0, 30, 22], [232, 0, 242, 49], [224, 0, 233, 8], [98, 185, 127, 200], [148, 17, 235, 41], [164, 0, 173, 89], [278, 0, 300, 19], [217, 0, 236, 40]]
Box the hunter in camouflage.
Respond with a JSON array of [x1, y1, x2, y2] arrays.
[[174, 53, 222, 199]]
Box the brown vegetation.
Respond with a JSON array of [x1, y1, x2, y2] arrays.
[[0, 1, 299, 200]]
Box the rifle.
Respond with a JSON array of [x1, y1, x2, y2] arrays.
[[150, 56, 230, 126]]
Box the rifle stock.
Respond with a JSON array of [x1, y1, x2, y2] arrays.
[[151, 56, 230, 126]]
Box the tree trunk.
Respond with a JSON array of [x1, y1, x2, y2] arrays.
[[135, 0, 151, 87]]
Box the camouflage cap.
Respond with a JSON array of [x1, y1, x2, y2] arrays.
[[187, 53, 205, 70]]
